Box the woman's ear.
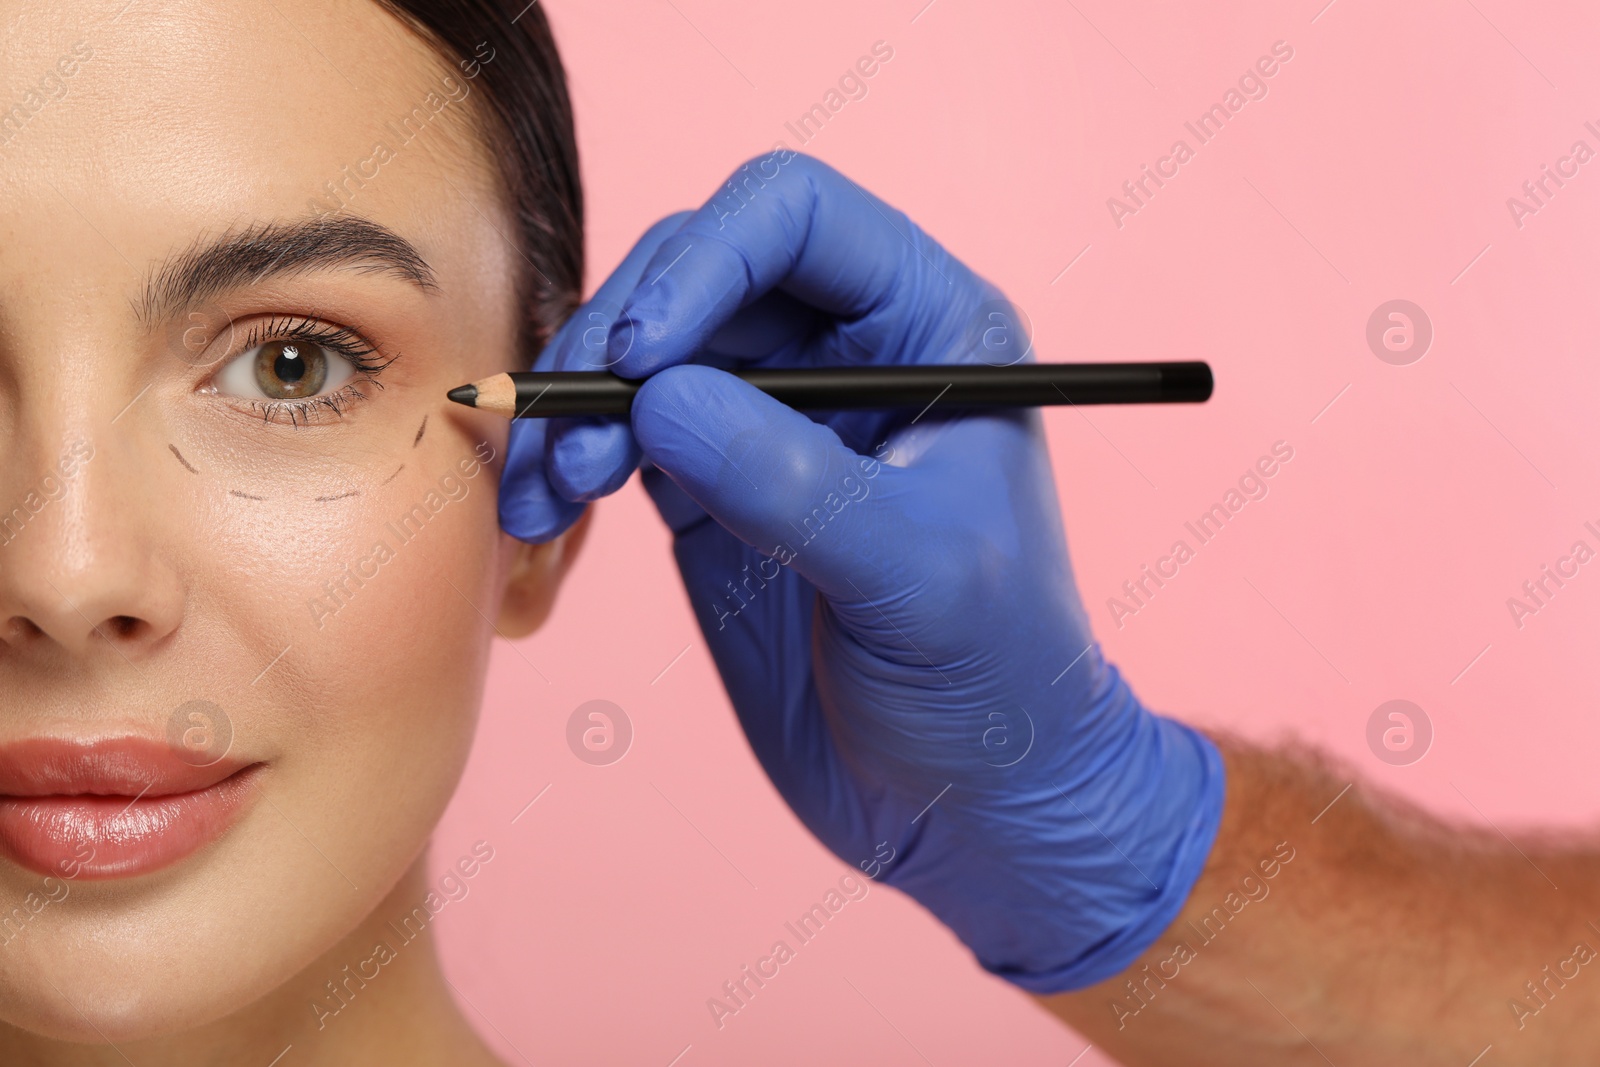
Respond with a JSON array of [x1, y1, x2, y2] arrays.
[[495, 506, 593, 638]]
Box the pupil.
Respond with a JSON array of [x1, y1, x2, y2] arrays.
[[275, 345, 305, 384], [254, 340, 327, 399]]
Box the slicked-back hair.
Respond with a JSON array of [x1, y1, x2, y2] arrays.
[[378, 0, 584, 362]]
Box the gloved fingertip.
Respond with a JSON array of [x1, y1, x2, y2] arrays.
[[545, 417, 640, 502], [498, 485, 587, 544], [608, 234, 749, 379], [501, 415, 549, 479], [499, 413, 590, 542], [607, 296, 675, 379]]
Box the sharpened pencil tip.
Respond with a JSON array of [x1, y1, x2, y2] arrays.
[[447, 384, 479, 407]]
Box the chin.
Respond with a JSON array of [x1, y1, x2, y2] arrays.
[[0, 948, 246, 1043]]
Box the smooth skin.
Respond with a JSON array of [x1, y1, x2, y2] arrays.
[[0, 0, 583, 1062]]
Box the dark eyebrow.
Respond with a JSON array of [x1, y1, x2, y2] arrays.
[[138, 215, 437, 324]]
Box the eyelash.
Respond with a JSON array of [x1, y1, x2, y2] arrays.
[[225, 315, 398, 427]]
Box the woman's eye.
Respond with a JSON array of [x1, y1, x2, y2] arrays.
[[214, 340, 358, 401]]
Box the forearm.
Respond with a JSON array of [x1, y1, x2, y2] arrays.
[[1034, 736, 1600, 1065]]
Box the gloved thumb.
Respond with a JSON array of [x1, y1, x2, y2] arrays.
[[629, 364, 911, 607]]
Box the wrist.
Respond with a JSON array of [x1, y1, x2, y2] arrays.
[[982, 717, 1227, 993], [885, 673, 1227, 994]]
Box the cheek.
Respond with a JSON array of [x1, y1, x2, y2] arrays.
[[206, 425, 509, 813], [292, 447, 499, 691], [239, 436, 506, 911]]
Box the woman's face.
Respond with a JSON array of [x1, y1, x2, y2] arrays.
[[0, 0, 572, 1039]]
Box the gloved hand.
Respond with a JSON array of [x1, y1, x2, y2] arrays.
[[501, 152, 1224, 992]]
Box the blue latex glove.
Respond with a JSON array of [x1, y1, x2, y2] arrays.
[[502, 152, 1224, 992]]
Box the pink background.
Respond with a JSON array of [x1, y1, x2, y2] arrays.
[[430, 1, 1600, 1062]]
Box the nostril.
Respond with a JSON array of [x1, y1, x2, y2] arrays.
[[108, 615, 141, 638], [3, 617, 44, 641]]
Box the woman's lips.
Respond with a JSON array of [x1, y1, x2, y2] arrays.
[[0, 737, 259, 880]]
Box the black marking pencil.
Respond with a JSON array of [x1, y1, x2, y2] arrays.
[[446, 362, 1213, 418]]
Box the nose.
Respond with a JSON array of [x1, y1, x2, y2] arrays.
[[0, 435, 185, 663]]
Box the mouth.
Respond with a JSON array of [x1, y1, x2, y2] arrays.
[[0, 737, 262, 880]]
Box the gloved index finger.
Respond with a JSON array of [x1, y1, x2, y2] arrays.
[[607, 152, 970, 379], [503, 211, 694, 534], [539, 211, 696, 503], [548, 211, 696, 374]]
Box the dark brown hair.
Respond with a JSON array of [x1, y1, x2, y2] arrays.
[[377, 0, 584, 360]]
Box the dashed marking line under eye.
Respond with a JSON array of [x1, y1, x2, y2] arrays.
[[314, 489, 361, 502], [382, 463, 405, 485], [229, 489, 266, 501], [169, 444, 199, 474], [413, 415, 428, 447]]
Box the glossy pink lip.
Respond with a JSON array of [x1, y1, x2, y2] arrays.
[[0, 738, 260, 880]]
